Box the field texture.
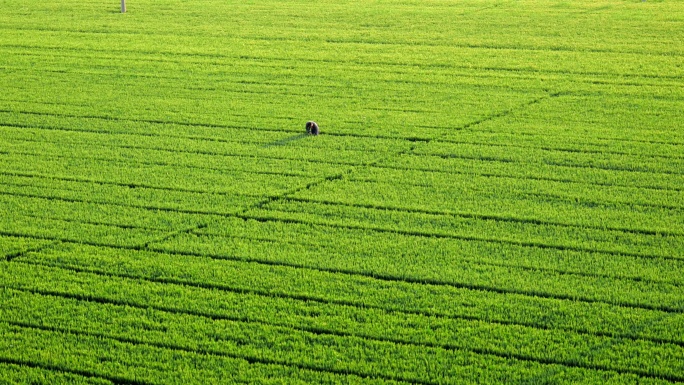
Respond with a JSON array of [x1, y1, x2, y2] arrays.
[[1, 0, 684, 383]]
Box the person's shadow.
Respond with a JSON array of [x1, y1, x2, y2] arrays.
[[262, 133, 309, 147]]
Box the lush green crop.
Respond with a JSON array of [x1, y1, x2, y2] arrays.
[[1, 0, 682, 383]]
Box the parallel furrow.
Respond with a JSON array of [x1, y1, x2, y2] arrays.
[[6, 321, 427, 385], [3, 286, 681, 383], [1, 187, 680, 265], [0, 357, 138, 385], [2, 228, 680, 315]]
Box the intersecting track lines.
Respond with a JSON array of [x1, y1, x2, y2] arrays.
[[457, 91, 564, 134], [7, 232, 680, 315], [3, 285, 680, 384], [0, 356, 146, 385], [1, 186, 680, 269], [2, 241, 59, 262], [521, 311, 682, 384], [4, 320, 429, 385]]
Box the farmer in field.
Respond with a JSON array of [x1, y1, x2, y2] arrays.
[[306, 121, 319, 135]]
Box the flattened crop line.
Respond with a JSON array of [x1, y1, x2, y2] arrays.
[[0, 190, 259, 220], [10, 259, 684, 349], [236, 211, 684, 263], [182, 230, 684, 288], [429, 148, 684, 178], [2, 147, 314, 179], [147, 239, 684, 314], [1, 188, 680, 265], [0, 67, 369, 101], [0, 109, 295, 136], [522, 312, 679, 385], [541, 157, 684, 177], [0, 357, 137, 385], [282, 196, 684, 238], [4, 30, 682, 57], [6, 287, 682, 383], [19, 213, 161, 232], [15, 142, 680, 199], [2, 120, 419, 156], [11, 227, 675, 315], [457, 93, 560, 132], [6, 321, 423, 385], [137, 223, 208, 250], [530, 191, 684, 212], [429, 137, 684, 161], [5, 109, 684, 158], [362, 163, 684, 193], [9, 261, 684, 354], [3, 241, 59, 262], [0, 171, 262, 199], [9, 138, 684, 195]]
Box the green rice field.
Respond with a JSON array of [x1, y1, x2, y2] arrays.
[[1, 0, 683, 383]]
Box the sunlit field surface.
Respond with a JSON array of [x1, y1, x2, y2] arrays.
[[1, 0, 683, 383]]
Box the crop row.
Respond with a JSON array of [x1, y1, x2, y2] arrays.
[[2, 44, 682, 142], [4, 116, 683, 192], [6, 176, 683, 266], [2, 18, 682, 81], [410, 139, 684, 180], [148, 232, 684, 313], [2, 0, 683, 54], [0, 49, 536, 109], [11, 206, 680, 315], [0, 320, 395, 385], [214, 204, 684, 284], [2, 171, 682, 282], [2, 80, 682, 146], [0, 152, 324, 198], [2, 49, 679, 120], [0, 361, 111, 385], [0, 234, 53, 261], [1, 167, 681, 279], [2, 264, 682, 382], [0, 126, 399, 170], [12, 242, 684, 345], [344, 168, 684, 213], [2, 132, 682, 239], [5, 134, 683, 208], [0, 68, 538, 139], [5, 118, 684, 185], [0, 170, 268, 215], [0, 192, 210, 232], [284, 179, 684, 237]]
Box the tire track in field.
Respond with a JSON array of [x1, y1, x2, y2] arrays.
[[4, 286, 681, 383], [0, 357, 136, 385], [3, 30, 683, 57], [3, 42, 683, 81], [5, 136, 684, 217], [5, 139, 684, 202], [6, 200, 683, 289], [5, 108, 684, 159], [3, 230, 681, 314], [4, 202, 683, 289], [5, 138, 684, 195], [2, 241, 59, 262], [9, 260, 684, 348], [1, 187, 681, 262], [4, 137, 684, 195], [5, 100, 684, 150], [522, 311, 681, 385], [5, 321, 423, 385], [188, 230, 684, 287], [452, 92, 563, 133]]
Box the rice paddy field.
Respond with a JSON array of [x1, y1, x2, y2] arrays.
[[1, 0, 683, 383]]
